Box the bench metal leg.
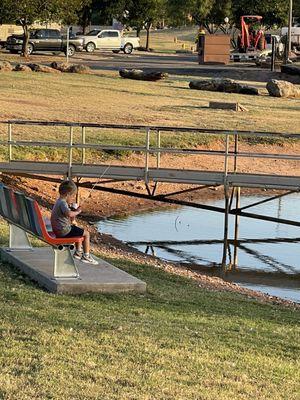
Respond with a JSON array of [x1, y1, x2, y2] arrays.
[[53, 247, 79, 279], [9, 224, 32, 250]]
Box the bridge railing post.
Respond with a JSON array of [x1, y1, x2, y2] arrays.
[[8, 123, 12, 162], [68, 126, 73, 179], [81, 126, 86, 165], [145, 128, 150, 184], [156, 130, 161, 169], [224, 132, 230, 185]]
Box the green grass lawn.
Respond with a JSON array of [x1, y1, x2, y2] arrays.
[[139, 27, 198, 52], [1, 69, 299, 133], [0, 251, 299, 399], [0, 70, 299, 165]]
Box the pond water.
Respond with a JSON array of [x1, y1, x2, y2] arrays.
[[97, 194, 300, 303]]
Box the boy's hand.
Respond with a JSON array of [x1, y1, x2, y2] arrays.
[[76, 207, 82, 214]]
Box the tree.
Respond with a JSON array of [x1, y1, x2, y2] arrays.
[[205, 0, 232, 33], [294, 0, 300, 22], [168, 0, 232, 33], [0, 0, 87, 56], [114, 0, 166, 50], [231, 0, 289, 28], [168, 0, 211, 28]]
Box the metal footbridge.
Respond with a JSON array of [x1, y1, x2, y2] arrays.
[[0, 120, 299, 190], [0, 120, 300, 267]]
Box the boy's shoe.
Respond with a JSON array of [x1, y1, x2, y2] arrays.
[[81, 254, 99, 265], [73, 251, 83, 260]]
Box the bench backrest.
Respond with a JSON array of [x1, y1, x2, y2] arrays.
[[0, 183, 85, 248], [0, 183, 44, 239]]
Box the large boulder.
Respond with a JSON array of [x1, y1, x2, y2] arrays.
[[51, 62, 91, 74], [0, 61, 13, 72], [266, 79, 300, 98], [51, 61, 71, 72], [27, 63, 61, 73], [119, 69, 168, 81], [14, 64, 32, 72], [189, 78, 259, 95], [68, 64, 91, 74], [281, 65, 300, 76], [26, 63, 40, 72]]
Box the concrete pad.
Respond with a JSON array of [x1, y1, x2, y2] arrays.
[[0, 247, 146, 294]]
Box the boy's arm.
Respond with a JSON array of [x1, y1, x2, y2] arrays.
[[67, 208, 82, 218], [60, 201, 81, 218]]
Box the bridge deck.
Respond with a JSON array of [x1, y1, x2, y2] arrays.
[[1, 161, 300, 190]]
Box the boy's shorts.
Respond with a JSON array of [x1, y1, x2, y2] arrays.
[[62, 225, 84, 238]]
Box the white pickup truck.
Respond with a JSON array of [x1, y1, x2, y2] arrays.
[[79, 29, 140, 54]]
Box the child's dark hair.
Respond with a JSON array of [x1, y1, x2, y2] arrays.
[[59, 180, 77, 196]]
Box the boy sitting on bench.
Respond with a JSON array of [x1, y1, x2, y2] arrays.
[[51, 180, 98, 265]]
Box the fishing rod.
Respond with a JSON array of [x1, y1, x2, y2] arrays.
[[71, 164, 112, 210]]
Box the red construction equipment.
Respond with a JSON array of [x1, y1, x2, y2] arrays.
[[238, 15, 266, 52]]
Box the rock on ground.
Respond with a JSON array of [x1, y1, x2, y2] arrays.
[[0, 61, 13, 71], [51, 62, 70, 72], [51, 62, 91, 74], [266, 79, 300, 98], [68, 64, 91, 74], [27, 63, 61, 73], [119, 69, 168, 81], [14, 64, 32, 72], [189, 78, 259, 95]]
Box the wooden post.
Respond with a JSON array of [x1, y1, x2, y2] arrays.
[[271, 36, 276, 72], [287, 0, 293, 61], [222, 193, 230, 267], [233, 187, 240, 267]]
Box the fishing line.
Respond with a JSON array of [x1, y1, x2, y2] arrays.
[[78, 163, 112, 207]]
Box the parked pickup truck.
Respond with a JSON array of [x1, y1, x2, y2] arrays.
[[79, 29, 140, 54], [6, 29, 84, 56]]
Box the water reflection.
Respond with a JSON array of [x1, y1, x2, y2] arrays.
[[98, 194, 300, 302]]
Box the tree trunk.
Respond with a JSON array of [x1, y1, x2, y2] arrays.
[[145, 23, 152, 51], [80, 23, 86, 34], [21, 24, 29, 58], [81, 6, 91, 34]]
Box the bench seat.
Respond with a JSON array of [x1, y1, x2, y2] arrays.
[[34, 202, 84, 247]]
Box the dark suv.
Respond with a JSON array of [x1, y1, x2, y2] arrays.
[[6, 29, 84, 56]]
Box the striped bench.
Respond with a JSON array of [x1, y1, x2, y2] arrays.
[[0, 183, 84, 278]]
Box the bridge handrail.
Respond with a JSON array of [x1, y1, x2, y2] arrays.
[[1, 119, 300, 139]]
